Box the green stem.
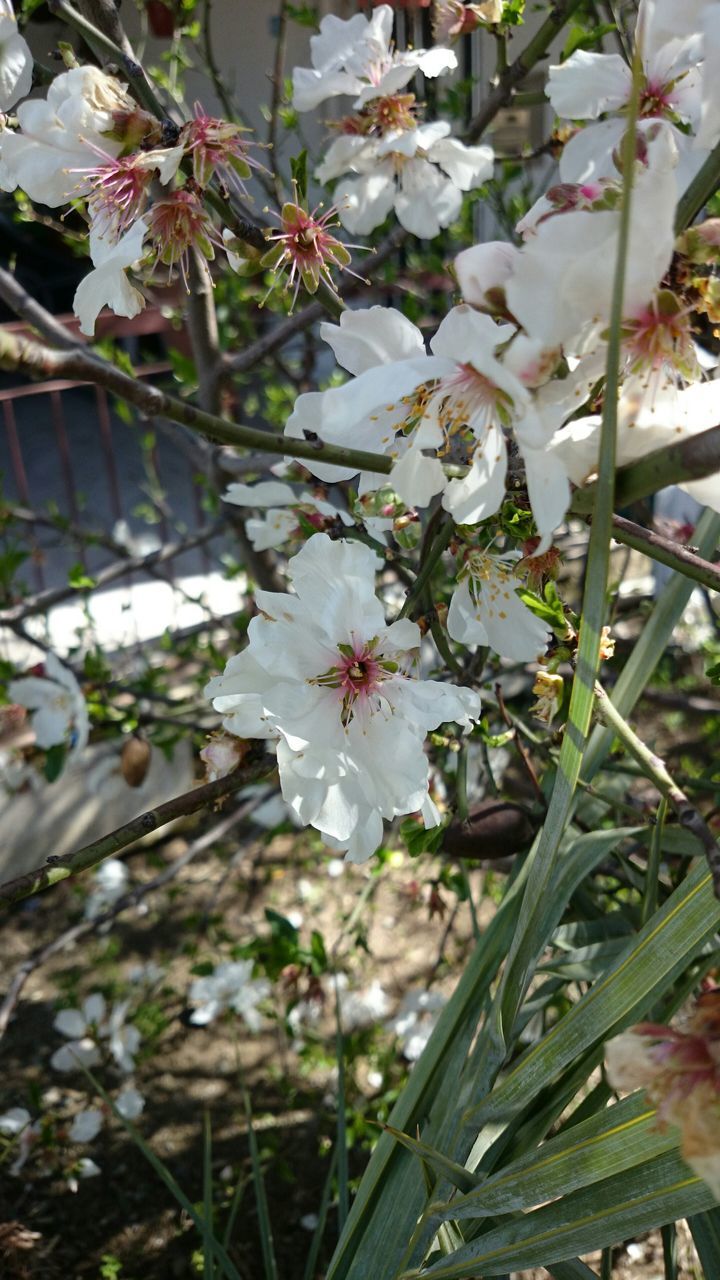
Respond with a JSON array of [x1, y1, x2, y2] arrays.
[[495, 49, 643, 1042], [675, 136, 720, 232], [594, 682, 720, 896], [642, 796, 667, 926], [399, 513, 454, 620]]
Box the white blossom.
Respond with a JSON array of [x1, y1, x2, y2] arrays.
[[0, 65, 129, 205], [0, 1106, 39, 1175], [319, 121, 493, 238], [292, 6, 456, 113], [447, 551, 551, 662], [84, 858, 129, 920], [51, 993, 140, 1075], [73, 216, 148, 337], [188, 960, 271, 1028], [0, 2, 32, 111], [547, 0, 710, 186], [206, 533, 480, 862], [386, 989, 446, 1061], [69, 1109, 103, 1143], [8, 652, 89, 756]]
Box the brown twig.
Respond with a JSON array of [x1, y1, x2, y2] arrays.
[[609, 513, 720, 593], [0, 755, 273, 910], [495, 681, 546, 807], [0, 792, 269, 1044]]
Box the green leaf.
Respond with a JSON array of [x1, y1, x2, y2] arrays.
[[245, 1093, 279, 1280], [417, 1153, 715, 1277], [688, 1207, 720, 1275], [382, 1125, 480, 1196], [431, 1094, 674, 1223], [466, 859, 720, 1126], [44, 742, 67, 783], [290, 150, 308, 201], [400, 816, 448, 858], [67, 562, 96, 590], [562, 22, 617, 60]]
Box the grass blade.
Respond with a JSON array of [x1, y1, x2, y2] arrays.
[[203, 1111, 214, 1280], [244, 1091, 279, 1280], [302, 1145, 338, 1280]]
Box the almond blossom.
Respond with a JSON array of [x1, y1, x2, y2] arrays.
[[73, 217, 148, 337], [291, 5, 456, 114], [188, 960, 271, 1027], [221, 478, 391, 552], [205, 533, 480, 861], [0, 1, 32, 112], [547, 0, 713, 186], [318, 118, 494, 238], [606, 991, 720, 1199], [8, 652, 89, 756], [51, 993, 140, 1074], [0, 65, 130, 206], [447, 548, 551, 662], [283, 304, 581, 541]]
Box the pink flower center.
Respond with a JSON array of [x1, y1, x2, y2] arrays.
[[638, 79, 673, 119], [311, 639, 399, 727]]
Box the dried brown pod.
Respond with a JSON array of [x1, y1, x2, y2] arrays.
[[120, 736, 152, 788], [442, 800, 537, 862]]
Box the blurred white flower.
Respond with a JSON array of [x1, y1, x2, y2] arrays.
[[188, 960, 271, 1029], [51, 993, 140, 1075], [84, 858, 129, 920], [0, 2, 32, 111], [8, 652, 89, 757], [69, 1109, 103, 1143], [338, 977, 390, 1031], [116, 1086, 145, 1120], [0, 1106, 39, 1175], [386, 989, 446, 1061]]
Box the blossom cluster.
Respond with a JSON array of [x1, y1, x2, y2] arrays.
[[204, 0, 720, 869]]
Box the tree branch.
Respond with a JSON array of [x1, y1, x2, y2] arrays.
[[0, 326, 393, 476], [0, 755, 274, 911], [570, 425, 720, 514], [464, 0, 585, 142], [609, 512, 720, 593]]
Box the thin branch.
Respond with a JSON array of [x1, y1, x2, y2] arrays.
[[0, 270, 82, 351], [267, 0, 289, 204], [608, 512, 720, 593], [0, 793, 264, 1043], [594, 682, 720, 898], [464, 0, 585, 142], [0, 523, 223, 624], [0, 326, 393, 477], [0, 755, 273, 910]]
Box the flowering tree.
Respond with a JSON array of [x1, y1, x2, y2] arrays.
[[1, 0, 720, 1274]]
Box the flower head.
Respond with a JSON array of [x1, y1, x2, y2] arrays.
[[447, 547, 551, 662], [260, 189, 355, 306], [182, 104, 262, 189], [74, 143, 183, 240], [606, 991, 720, 1199], [8, 652, 89, 757], [205, 533, 480, 861], [188, 960, 271, 1028], [146, 186, 223, 288]]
